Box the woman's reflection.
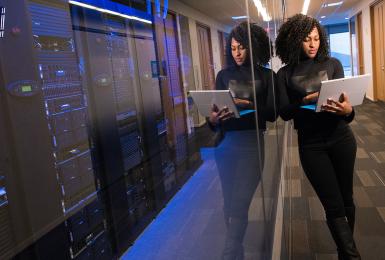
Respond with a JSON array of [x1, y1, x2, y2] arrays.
[[207, 22, 276, 260]]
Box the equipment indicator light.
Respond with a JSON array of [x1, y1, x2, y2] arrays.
[[21, 85, 32, 92]]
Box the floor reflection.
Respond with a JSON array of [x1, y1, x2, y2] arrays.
[[122, 131, 269, 260]]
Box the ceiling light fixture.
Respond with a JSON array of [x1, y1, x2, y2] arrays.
[[321, 15, 326, 18], [68, 0, 152, 24], [253, 0, 272, 22], [232, 16, 248, 20], [322, 1, 343, 7], [302, 0, 311, 15]]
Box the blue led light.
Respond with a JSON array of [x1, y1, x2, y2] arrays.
[[56, 70, 66, 77]]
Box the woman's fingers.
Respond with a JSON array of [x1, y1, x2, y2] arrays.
[[217, 106, 229, 116], [211, 105, 236, 122], [303, 92, 320, 104], [321, 99, 352, 115], [218, 111, 234, 121], [322, 94, 352, 115], [310, 92, 319, 99], [327, 98, 344, 108], [341, 92, 350, 102], [216, 107, 235, 121], [211, 103, 219, 112], [321, 104, 340, 113]]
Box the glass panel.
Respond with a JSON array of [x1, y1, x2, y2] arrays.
[[246, 0, 286, 258], [0, 0, 283, 259]]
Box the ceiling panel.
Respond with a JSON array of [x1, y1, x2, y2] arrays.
[[177, 0, 282, 29], [285, 0, 362, 25], [176, 0, 362, 28]]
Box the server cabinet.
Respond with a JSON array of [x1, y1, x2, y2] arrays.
[[0, 0, 64, 257], [0, 0, 202, 258], [28, 1, 110, 259], [0, 0, 111, 258], [29, 0, 97, 213], [70, 4, 157, 254]]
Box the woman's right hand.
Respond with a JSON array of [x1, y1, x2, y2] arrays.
[[208, 104, 235, 126], [302, 92, 319, 104]]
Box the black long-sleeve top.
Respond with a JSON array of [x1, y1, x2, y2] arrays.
[[213, 64, 277, 131], [277, 57, 355, 134]]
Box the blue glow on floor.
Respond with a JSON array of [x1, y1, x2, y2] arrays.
[[121, 148, 222, 260]]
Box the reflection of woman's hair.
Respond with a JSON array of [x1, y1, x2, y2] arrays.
[[276, 14, 329, 65], [226, 22, 271, 67]]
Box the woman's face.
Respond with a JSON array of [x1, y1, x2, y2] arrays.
[[302, 27, 320, 59], [231, 38, 247, 66]]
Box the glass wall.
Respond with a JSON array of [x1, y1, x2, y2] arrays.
[[0, 0, 286, 259]]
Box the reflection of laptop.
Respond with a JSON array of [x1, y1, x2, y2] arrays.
[[189, 90, 255, 118], [300, 74, 371, 112]]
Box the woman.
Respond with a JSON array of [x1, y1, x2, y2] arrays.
[[208, 22, 276, 260], [276, 14, 360, 259]]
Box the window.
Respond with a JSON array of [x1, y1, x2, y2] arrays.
[[329, 32, 352, 76]]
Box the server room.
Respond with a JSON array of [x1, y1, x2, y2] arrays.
[[1, 0, 385, 259]]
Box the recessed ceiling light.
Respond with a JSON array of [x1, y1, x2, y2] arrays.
[[302, 0, 311, 15], [232, 16, 248, 20], [253, 0, 272, 22], [321, 15, 326, 18], [345, 17, 349, 20], [322, 1, 343, 7]]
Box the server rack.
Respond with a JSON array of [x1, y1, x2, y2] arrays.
[[0, 0, 112, 258], [0, 0, 65, 258], [0, 0, 202, 258], [69, 6, 155, 253], [29, 0, 97, 213], [29, 1, 112, 259], [0, 71, 15, 259]]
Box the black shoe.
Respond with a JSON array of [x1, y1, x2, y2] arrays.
[[327, 217, 361, 260], [337, 207, 356, 260]]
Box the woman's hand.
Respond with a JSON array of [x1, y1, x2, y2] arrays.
[[321, 92, 353, 116], [302, 92, 319, 104], [233, 98, 253, 108], [208, 104, 235, 126]]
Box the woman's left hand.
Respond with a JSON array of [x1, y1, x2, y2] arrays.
[[234, 98, 252, 108], [321, 92, 353, 116]]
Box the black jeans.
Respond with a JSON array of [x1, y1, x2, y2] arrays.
[[215, 130, 265, 259], [298, 123, 357, 220], [216, 130, 264, 220]]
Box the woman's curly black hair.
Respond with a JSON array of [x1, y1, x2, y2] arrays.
[[275, 14, 329, 65], [226, 21, 271, 67]]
